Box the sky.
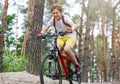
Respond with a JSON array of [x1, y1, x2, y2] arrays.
[[66, 0, 80, 16], [6, 0, 27, 37]]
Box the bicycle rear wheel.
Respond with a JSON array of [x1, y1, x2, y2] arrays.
[[67, 63, 82, 84], [67, 60, 82, 84], [40, 55, 62, 84]]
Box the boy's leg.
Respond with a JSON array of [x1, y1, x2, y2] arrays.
[[64, 37, 81, 74]]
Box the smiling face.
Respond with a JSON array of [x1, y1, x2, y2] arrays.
[[51, 3, 63, 21], [52, 9, 62, 21]]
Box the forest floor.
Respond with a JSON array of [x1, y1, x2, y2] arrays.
[[0, 71, 119, 84]]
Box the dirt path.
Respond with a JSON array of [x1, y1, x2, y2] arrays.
[[0, 71, 40, 84], [0, 71, 119, 84]]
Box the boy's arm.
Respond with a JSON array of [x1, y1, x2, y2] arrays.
[[37, 25, 50, 37], [66, 21, 76, 33], [41, 25, 50, 34]]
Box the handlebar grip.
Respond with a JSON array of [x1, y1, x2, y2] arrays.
[[41, 35, 46, 39]]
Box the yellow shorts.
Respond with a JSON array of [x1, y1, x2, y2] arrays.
[[57, 36, 76, 48]]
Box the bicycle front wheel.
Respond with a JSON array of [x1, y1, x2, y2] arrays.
[[40, 55, 62, 84]]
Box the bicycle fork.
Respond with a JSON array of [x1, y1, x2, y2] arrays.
[[48, 59, 52, 75]]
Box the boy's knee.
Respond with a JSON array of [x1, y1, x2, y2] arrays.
[[63, 47, 71, 53]]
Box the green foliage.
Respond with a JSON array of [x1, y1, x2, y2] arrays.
[[72, 14, 80, 24], [3, 51, 28, 72], [4, 14, 15, 50], [19, 6, 28, 14], [4, 14, 24, 56], [16, 35, 24, 55], [7, 14, 15, 25]]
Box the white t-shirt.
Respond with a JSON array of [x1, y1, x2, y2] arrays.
[[47, 14, 76, 39]]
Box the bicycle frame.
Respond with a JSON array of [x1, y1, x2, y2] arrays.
[[59, 54, 75, 78]]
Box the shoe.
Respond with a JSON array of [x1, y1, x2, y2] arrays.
[[75, 64, 81, 75]]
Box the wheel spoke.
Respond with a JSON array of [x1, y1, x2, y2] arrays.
[[40, 55, 62, 84]]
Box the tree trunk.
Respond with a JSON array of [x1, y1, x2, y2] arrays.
[[111, 9, 117, 80], [99, 0, 109, 81], [21, 0, 35, 57], [118, 27, 120, 80], [27, 0, 45, 75], [82, 0, 92, 82], [91, 24, 95, 82], [110, 0, 120, 80], [57, 0, 61, 4], [0, 0, 8, 72], [78, 0, 84, 61]]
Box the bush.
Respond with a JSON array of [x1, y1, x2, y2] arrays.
[[3, 52, 28, 72]]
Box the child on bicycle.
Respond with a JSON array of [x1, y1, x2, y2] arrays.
[[37, 3, 81, 75]]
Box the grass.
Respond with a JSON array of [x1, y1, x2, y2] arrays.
[[3, 52, 28, 72]]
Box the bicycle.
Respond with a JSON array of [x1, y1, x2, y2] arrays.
[[39, 31, 82, 84]]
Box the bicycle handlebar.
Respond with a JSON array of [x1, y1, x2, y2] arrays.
[[41, 31, 67, 39], [41, 34, 57, 39]]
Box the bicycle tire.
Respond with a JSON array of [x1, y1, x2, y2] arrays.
[[40, 55, 62, 84], [75, 55, 82, 84], [67, 57, 82, 84]]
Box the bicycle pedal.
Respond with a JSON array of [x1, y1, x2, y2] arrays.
[[51, 72, 58, 79], [46, 74, 52, 78], [46, 74, 59, 80], [52, 75, 59, 80], [52, 77, 59, 80], [76, 70, 82, 76]]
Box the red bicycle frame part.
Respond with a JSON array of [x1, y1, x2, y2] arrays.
[[59, 54, 74, 78]]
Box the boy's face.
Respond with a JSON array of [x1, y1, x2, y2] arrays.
[[52, 9, 62, 21]]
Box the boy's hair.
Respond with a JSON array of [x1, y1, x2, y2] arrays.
[[51, 3, 63, 13]]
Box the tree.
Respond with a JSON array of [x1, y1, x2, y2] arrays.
[[110, 0, 120, 81], [78, 0, 84, 61], [21, 0, 35, 57], [118, 26, 120, 80], [0, 0, 9, 72], [82, 0, 92, 82], [99, 0, 109, 81], [27, 0, 45, 75]]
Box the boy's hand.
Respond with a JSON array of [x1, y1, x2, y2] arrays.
[[66, 28, 73, 33], [37, 32, 43, 38]]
